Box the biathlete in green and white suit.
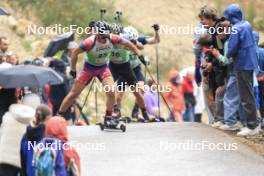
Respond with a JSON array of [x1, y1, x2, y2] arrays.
[[115, 25, 160, 120], [109, 24, 150, 121]]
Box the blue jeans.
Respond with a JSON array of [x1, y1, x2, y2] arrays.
[[215, 93, 224, 122], [183, 106, 195, 122], [224, 75, 245, 125]]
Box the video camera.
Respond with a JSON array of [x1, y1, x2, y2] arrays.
[[202, 46, 213, 54], [201, 46, 214, 76]]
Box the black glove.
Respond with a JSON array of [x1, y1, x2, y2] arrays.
[[70, 70, 77, 79], [138, 55, 148, 66], [152, 24, 160, 31]]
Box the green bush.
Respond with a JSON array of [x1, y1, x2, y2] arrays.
[[214, 0, 224, 16], [11, 0, 116, 27], [256, 17, 264, 31], [245, 1, 256, 24]]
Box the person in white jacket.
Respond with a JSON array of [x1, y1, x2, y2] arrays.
[[0, 94, 41, 176], [194, 83, 205, 122]]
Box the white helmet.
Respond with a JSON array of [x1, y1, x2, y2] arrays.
[[123, 26, 139, 41]]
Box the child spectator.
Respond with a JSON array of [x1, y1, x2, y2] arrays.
[[163, 71, 185, 122], [20, 104, 52, 176], [45, 116, 81, 175], [182, 71, 196, 122], [144, 79, 165, 122]]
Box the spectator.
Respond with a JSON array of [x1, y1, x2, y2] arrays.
[[0, 53, 7, 63], [182, 71, 196, 122], [252, 32, 264, 129], [201, 6, 228, 127], [53, 40, 78, 68], [211, 20, 244, 131], [23, 60, 33, 65], [259, 42, 264, 49], [0, 94, 41, 176], [32, 58, 44, 67], [6, 53, 19, 65], [224, 4, 260, 136], [48, 59, 70, 116], [0, 37, 9, 55], [193, 5, 207, 86], [163, 71, 185, 122], [253, 32, 264, 73], [20, 104, 52, 176], [27, 58, 49, 103], [193, 81, 205, 123], [0, 62, 16, 125], [197, 6, 217, 124], [253, 32, 264, 127], [197, 34, 216, 123], [0, 88, 17, 125], [45, 116, 81, 175], [144, 79, 165, 122]]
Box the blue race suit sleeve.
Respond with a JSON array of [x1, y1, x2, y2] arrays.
[[137, 36, 148, 45]]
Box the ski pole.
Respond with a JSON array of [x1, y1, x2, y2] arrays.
[[95, 79, 98, 121], [81, 78, 95, 111], [144, 65, 174, 115], [155, 42, 161, 116]]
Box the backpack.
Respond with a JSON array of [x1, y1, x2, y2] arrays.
[[33, 138, 65, 176]]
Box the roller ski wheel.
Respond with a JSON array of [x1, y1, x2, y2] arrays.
[[120, 124, 126, 132], [99, 123, 105, 131]]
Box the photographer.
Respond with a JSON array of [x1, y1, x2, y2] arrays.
[[198, 6, 228, 127]]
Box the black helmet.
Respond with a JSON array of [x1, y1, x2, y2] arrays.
[[95, 21, 110, 35], [88, 20, 96, 28]]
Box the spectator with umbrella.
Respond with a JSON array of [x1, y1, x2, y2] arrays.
[[0, 65, 63, 91], [48, 59, 73, 120], [0, 65, 63, 124], [44, 32, 77, 67], [0, 62, 16, 125]]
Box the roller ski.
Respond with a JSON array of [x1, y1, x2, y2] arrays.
[[99, 116, 126, 132]]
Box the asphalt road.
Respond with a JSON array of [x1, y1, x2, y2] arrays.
[[68, 122, 264, 176]]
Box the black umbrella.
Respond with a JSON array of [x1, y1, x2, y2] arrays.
[[44, 32, 75, 57], [0, 8, 10, 16], [0, 65, 63, 88]]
